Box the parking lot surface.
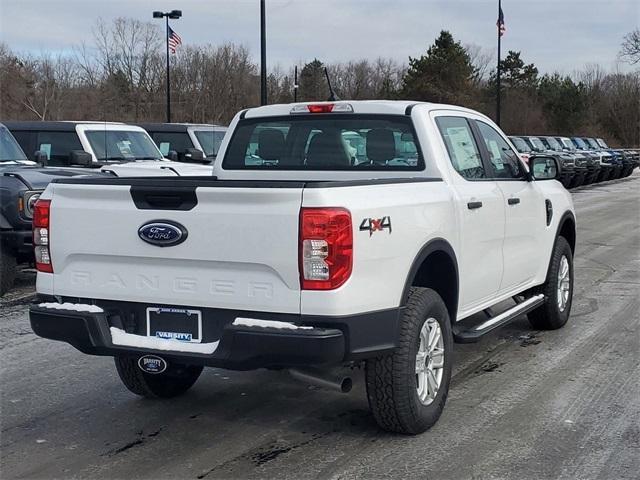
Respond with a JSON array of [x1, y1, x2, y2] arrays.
[[1, 174, 639, 480]]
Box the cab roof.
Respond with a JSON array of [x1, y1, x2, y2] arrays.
[[241, 100, 482, 119], [134, 123, 226, 133], [3, 121, 125, 131]]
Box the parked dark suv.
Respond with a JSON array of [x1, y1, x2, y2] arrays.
[[0, 123, 85, 294]]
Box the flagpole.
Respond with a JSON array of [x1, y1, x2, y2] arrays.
[[166, 16, 171, 123], [496, 0, 502, 127]]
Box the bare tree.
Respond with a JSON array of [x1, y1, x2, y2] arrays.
[[466, 43, 493, 86], [619, 29, 640, 65]]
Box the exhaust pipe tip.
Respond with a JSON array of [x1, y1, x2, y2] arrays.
[[339, 376, 353, 393], [289, 368, 353, 394]]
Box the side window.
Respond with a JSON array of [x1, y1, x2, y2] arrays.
[[151, 132, 194, 156], [475, 122, 525, 179], [435, 116, 485, 180], [35, 131, 83, 166]]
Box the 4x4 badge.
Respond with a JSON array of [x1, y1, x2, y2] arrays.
[[360, 216, 392, 236]]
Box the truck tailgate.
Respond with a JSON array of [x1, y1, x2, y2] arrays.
[[47, 182, 303, 314]]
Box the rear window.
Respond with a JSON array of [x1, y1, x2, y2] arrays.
[[222, 115, 423, 170]]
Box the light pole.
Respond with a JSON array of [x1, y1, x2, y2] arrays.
[[153, 9, 182, 122], [260, 0, 267, 105]]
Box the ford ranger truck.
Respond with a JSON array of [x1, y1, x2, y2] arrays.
[[29, 101, 576, 435]]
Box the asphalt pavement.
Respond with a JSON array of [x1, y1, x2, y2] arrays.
[[1, 173, 639, 480]]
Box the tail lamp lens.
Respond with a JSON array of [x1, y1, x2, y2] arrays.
[[300, 208, 352, 290], [33, 199, 52, 273]]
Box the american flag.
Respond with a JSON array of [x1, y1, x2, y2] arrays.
[[168, 26, 182, 54], [497, 6, 506, 37]]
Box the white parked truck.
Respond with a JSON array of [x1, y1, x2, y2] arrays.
[[4, 121, 213, 177], [29, 101, 576, 434]]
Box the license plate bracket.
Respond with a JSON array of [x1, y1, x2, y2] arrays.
[[146, 307, 202, 343]]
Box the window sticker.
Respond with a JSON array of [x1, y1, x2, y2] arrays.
[[487, 141, 505, 170], [447, 127, 481, 170], [116, 140, 133, 155], [159, 142, 170, 155], [38, 143, 52, 157]]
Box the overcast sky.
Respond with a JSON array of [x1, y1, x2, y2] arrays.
[[0, 0, 637, 74]]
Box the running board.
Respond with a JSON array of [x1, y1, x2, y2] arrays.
[[453, 294, 545, 344]]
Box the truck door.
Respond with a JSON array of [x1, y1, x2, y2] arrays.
[[472, 120, 546, 292], [434, 116, 505, 312]]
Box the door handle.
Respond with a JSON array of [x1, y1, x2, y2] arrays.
[[467, 201, 483, 210], [508, 197, 521, 205]]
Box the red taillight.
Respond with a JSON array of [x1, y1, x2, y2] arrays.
[[307, 104, 334, 114], [33, 199, 52, 273], [33, 199, 50, 228], [299, 207, 352, 290]]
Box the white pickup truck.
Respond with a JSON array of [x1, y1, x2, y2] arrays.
[[29, 101, 576, 434]]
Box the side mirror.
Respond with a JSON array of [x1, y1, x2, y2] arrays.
[[167, 150, 179, 162], [182, 148, 207, 163], [69, 150, 93, 166], [34, 150, 48, 166], [530, 156, 561, 181]]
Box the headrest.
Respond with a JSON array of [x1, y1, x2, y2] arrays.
[[306, 132, 351, 167], [258, 129, 285, 161], [366, 129, 396, 163]]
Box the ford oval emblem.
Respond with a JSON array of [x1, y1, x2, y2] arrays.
[[138, 355, 167, 374], [138, 221, 188, 247]]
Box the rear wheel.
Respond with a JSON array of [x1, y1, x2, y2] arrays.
[[366, 287, 453, 434], [115, 356, 203, 398], [528, 236, 573, 330], [0, 246, 17, 295]]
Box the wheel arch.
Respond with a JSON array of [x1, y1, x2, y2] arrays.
[[557, 211, 576, 254], [401, 238, 459, 323], [541, 210, 576, 282]]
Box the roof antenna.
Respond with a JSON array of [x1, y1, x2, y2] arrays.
[[324, 67, 339, 102]]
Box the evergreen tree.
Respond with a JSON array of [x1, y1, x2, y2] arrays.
[[490, 50, 539, 91], [538, 74, 587, 133], [299, 59, 326, 101], [401, 31, 477, 104]]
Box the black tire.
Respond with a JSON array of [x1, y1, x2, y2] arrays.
[[597, 169, 609, 182], [365, 287, 453, 435], [528, 236, 573, 330], [569, 173, 583, 189], [115, 356, 203, 398], [0, 246, 17, 296]]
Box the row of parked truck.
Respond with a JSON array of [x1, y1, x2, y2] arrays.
[[1, 118, 639, 296], [509, 135, 640, 188]]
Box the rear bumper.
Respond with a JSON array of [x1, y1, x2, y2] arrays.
[[29, 299, 400, 370]]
